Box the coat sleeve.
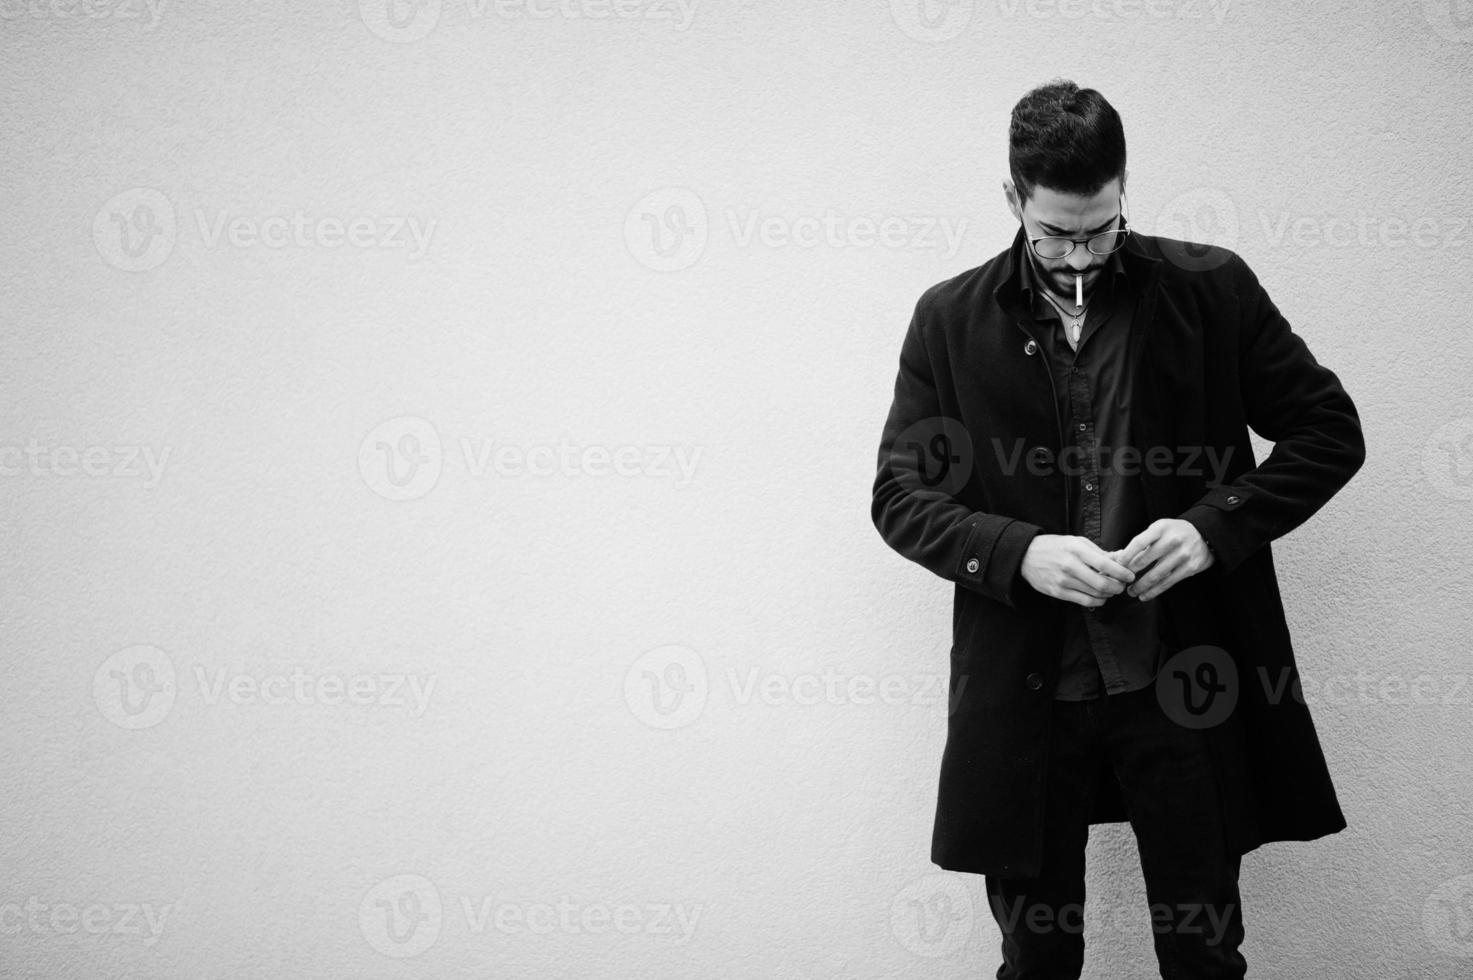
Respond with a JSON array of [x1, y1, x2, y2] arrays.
[[871, 292, 1043, 610], [1178, 254, 1366, 575]]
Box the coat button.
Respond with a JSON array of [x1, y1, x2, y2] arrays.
[[965, 558, 980, 574], [1029, 446, 1053, 467], [1024, 340, 1038, 355], [1225, 494, 1240, 506], [1025, 672, 1043, 690]]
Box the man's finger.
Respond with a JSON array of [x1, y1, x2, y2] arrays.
[[1077, 542, 1136, 584], [1131, 555, 1187, 600], [1066, 564, 1125, 598], [1057, 587, 1105, 608], [1118, 522, 1166, 571]]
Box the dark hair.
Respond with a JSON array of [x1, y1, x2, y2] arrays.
[[1008, 80, 1126, 204]]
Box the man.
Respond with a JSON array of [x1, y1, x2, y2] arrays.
[[870, 80, 1365, 979]]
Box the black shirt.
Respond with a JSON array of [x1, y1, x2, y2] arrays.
[[1016, 246, 1167, 701]]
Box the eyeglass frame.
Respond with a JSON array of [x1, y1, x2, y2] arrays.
[[1023, 193, 1131, 260]]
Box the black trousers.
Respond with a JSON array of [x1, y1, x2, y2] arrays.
[[984, 684, 1248, 979]]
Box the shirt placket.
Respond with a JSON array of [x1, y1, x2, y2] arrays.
[[1066, 316, 1129, 693]]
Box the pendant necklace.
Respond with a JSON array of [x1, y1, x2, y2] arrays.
[[1040, 287, 1087, 345]]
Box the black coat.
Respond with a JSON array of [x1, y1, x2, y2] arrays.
[[871, 227, 1366, 878]]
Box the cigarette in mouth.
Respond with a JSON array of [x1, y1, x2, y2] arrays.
[[1075, 273, 1083, 309]]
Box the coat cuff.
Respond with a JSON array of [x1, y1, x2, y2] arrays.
[[954, 514, 1043, 610], [1179, 484, 1253, 576]]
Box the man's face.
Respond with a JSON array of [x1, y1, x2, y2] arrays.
[[1005, 175, 1124, 300]]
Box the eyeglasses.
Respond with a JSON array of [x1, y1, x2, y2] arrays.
[[1025, 196, 1130, 260]]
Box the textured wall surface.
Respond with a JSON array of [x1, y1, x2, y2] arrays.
[[1, 1, 1469, 977]]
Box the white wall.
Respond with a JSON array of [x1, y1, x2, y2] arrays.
[[1, 1, 1469, 977]]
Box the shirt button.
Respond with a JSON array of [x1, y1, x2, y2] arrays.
[[1077, 422, 1086, 431], [1025, 672, 1043, 690], [1084, 482, 1094, 491], [1024, 340, 1038, 355], [1226, 494, 1241, 505], [965, 558, 980, 574]]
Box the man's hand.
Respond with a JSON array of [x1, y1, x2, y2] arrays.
[[1109, 518, 1215, 602], [1020, 534, 1136, 608]]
